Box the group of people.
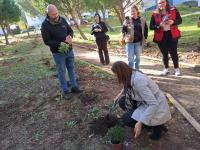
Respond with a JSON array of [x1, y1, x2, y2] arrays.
[[121, 0, 182, 76], [91, 0, 182, 76], [41, 0, 179, 141]]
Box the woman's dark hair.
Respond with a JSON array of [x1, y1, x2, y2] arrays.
[[94, 13, 101, 22], [157, 0, 170, 14], [111, 61, 132, 89], [125, 16, 130, 20], [165, 0, 170, 14]]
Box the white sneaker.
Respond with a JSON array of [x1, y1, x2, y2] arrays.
[[174, 68, 181, 76], [160, 68, 170, 76]]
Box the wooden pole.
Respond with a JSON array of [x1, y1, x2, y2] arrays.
[[166, 93, 200, 134]]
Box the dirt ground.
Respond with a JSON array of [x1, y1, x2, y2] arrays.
[[0, 38, 200, 150]]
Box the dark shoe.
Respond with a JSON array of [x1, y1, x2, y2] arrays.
[[149, 126, 162, 140], [161, 125, 168, 133], [67, 81, 71, 87], [71, 86, 82, 93], [62, 91, 71, 100], [101, 62, 105, 65], [105, 61, 110, 65]]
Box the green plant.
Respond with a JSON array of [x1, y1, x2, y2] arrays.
[[65, 120, 77, 128], [107, 125, 125, 144], [88, 107, 101, 119], [58, 42, 71, 53]]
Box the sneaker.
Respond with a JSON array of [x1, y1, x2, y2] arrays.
[[174, 68, 181, 76], [62, 91, 71, 100], [71, 86, 82, 93], [160, 68, 170, 76]]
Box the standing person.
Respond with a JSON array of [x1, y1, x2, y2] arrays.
[[91, 13, 110, 65], [150, 0, 182, 76], [121, 5, 148, 70], [111, 61, 171, 140], [41, 4, 81, 100]]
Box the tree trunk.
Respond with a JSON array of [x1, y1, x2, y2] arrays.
[[70, 9, 88, 40], [119, 0, 125, 21], [25, 23, 30, 37], [113, 6, 123, 25], [100, 8, 114, 32], [1, 25, 9, 45]]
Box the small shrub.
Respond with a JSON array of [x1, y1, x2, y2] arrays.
[[88, 107, 101, 119], [107, 125, 125, 144], [65, 120, 77, 128]]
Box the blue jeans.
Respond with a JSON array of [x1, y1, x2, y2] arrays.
[[125, 42, 141, 69], [52, 50, 78, 92]]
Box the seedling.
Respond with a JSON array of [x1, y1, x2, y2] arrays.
[[107, 125, 125, 144], [88, 107, 101, 119], [65, 120, 77, 128]]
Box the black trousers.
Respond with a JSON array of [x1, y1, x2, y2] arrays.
[[96, 38, 110, 65], [157, 31, 179, 69], [118, 99, 163, 134]]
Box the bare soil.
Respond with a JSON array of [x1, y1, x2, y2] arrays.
[[0, 52, 200, 150], [0, 37, 200, 150]]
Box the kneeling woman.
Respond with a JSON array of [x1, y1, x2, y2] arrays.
[[111, 61, 171, 140]]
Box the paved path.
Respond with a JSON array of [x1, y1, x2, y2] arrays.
[[182, 11, 200, 17]]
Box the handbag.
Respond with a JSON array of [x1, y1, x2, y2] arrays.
[[124, 24, 134, 43], [105, 34, 110, 41], [118, 87, 138, 111], [119, 34, 125, 46]]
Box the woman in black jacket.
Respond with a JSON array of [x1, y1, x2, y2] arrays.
[[91, 13, 110, 65]]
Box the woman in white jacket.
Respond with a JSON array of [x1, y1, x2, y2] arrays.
[[111, 61, 171, 140]]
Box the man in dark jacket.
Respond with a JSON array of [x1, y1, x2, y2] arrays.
[[41, 4, 81, 100]]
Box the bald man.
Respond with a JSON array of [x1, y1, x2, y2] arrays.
[[41, 4, 81, 100]]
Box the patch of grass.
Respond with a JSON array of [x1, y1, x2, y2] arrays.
[[38, 111, 49, 121], [0, 38, 39, 56], [32, 130, 45, 141], [88, 107, 101, 119], [65, 120, 78, 128], [177, 5, 200, 15], [0, 53, 56, 107], [75, 59, 114, 79]]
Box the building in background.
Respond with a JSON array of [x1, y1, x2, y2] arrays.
[[143, 0, 199, 11]]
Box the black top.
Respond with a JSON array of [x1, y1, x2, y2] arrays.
[[121, 16, 148, 43], [91, 21, 108, 39], [149, 7, 182, 30], [41, 16, 73, 53]]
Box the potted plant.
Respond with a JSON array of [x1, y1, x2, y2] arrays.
[[107, 125, 125, 150]]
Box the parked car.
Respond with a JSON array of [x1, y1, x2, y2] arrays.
[[28, 26, 35, 31], [80, 19, 88, 25], [10, 25, 21, 35]]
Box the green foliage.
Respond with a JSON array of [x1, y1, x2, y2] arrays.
[[107, 125, 125, 144], [88, 107, 101, 119], [65, 120, 77, 128], [0, 0, 21, 25], [16, 0, 41, 16], [176, 4, 200, 15], [58, 42, 72, 53], [0, 38, 39, 55], [39, 111, 48, 121]]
